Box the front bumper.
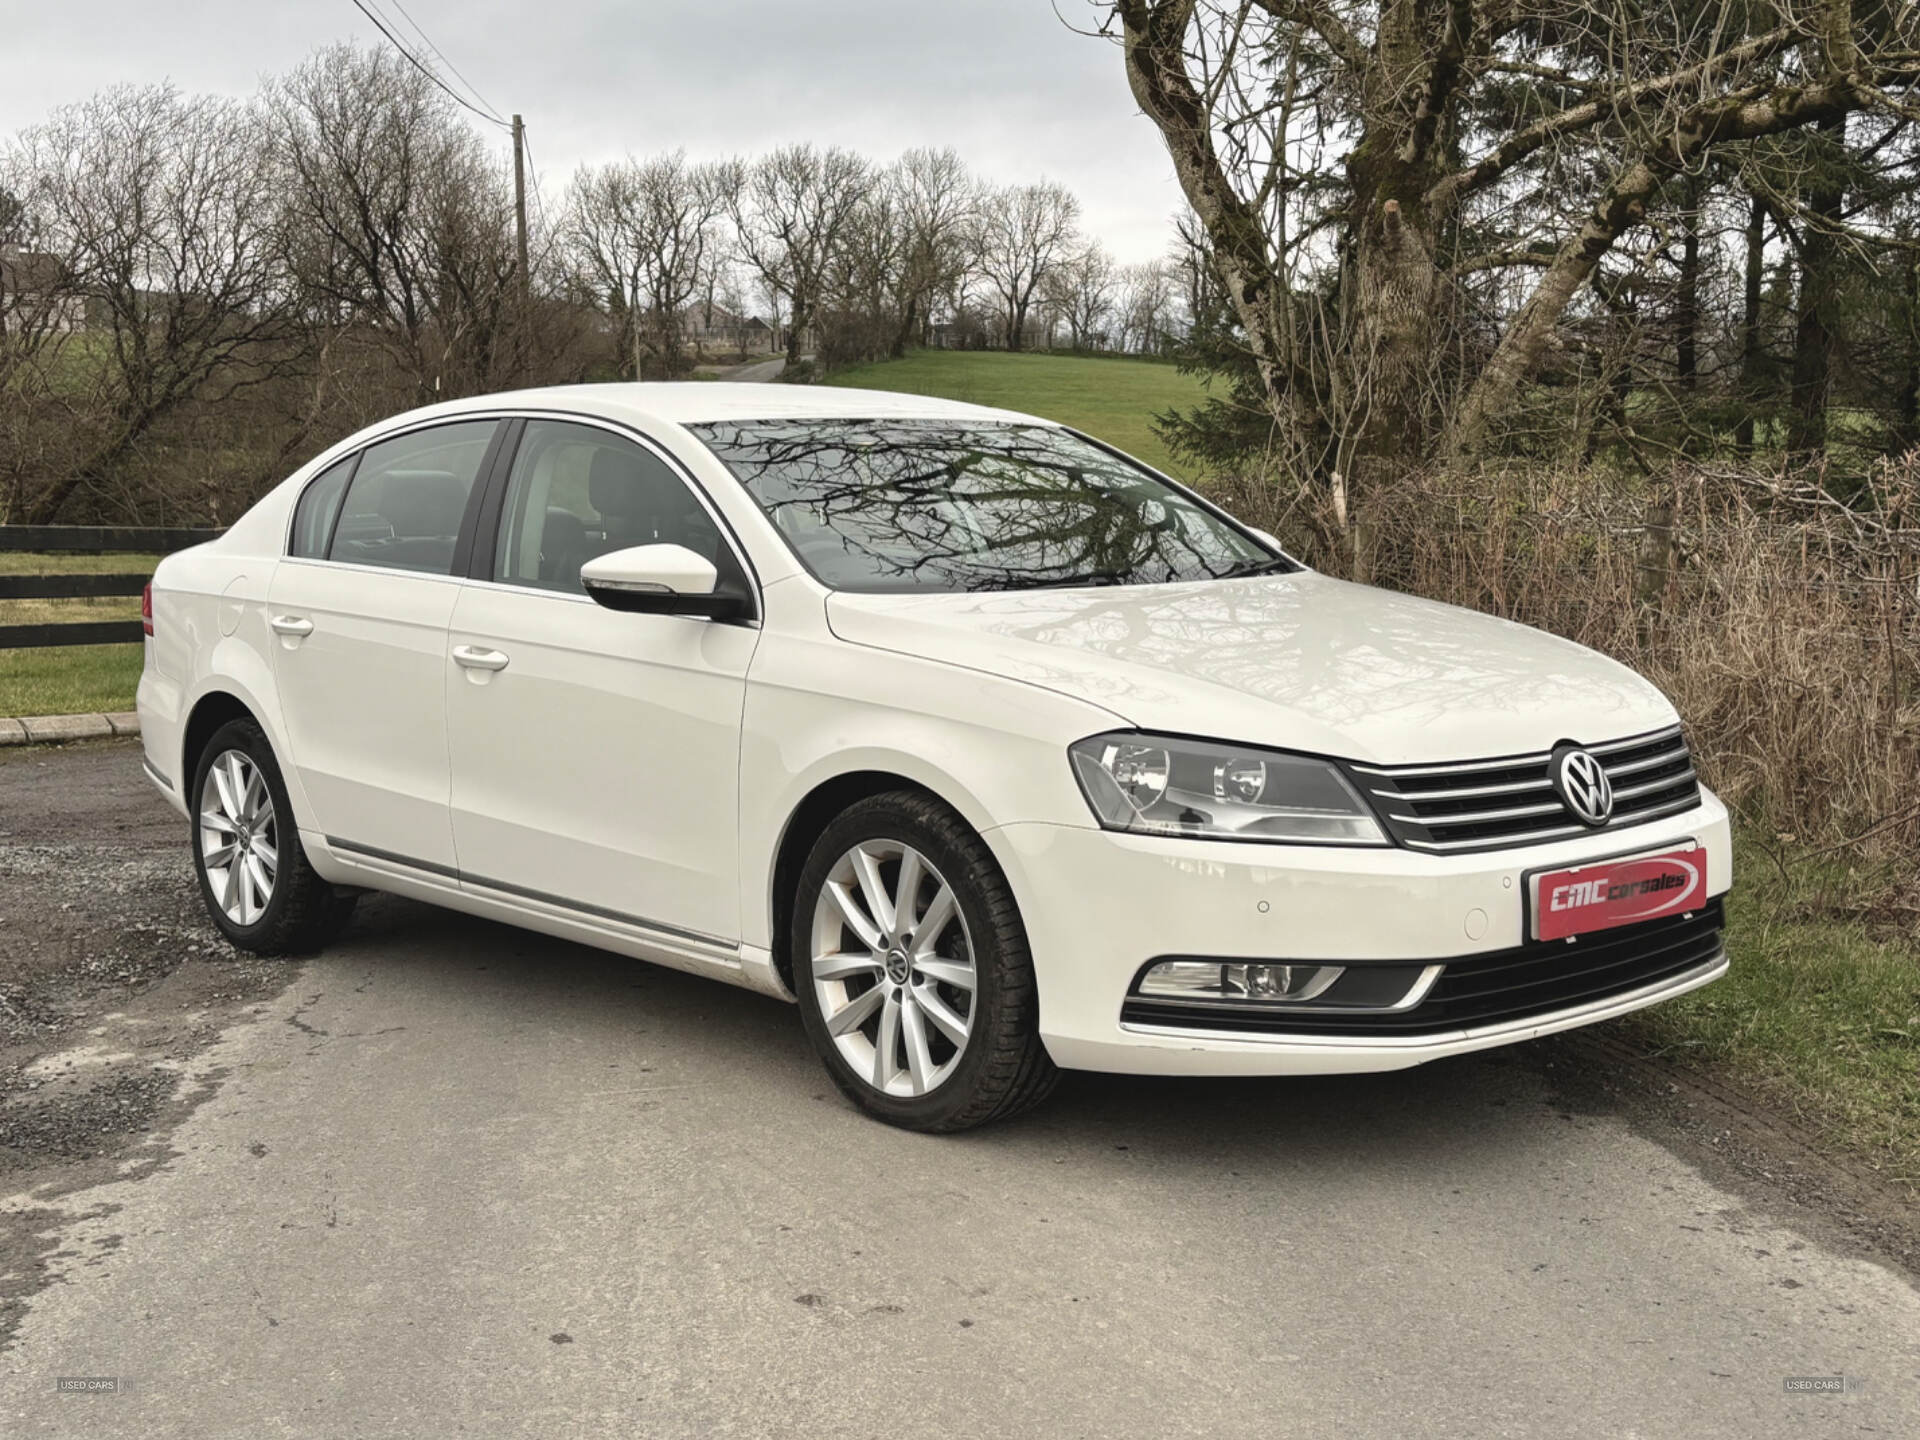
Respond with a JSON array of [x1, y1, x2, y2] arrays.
[[987, 788, 1731, 1077]]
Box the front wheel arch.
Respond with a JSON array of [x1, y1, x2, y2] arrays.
[[789, 788, 1057, 1130], [769, 770, 949, 996]]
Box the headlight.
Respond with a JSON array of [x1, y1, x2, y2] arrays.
[[1068, 732, 1387, 845]]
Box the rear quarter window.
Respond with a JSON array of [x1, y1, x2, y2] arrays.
[[288, 455, 356, 559]]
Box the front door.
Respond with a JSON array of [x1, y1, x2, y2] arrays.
[[445, 419, 758, 946], [267, 418, 501, 872]]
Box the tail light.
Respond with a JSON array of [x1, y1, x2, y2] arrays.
[[142, 582, 154, 636]]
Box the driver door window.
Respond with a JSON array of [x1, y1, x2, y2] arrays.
[[493, 421, 728, 594]]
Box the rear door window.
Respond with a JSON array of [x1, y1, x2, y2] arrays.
[[328, 421, 498, 575]]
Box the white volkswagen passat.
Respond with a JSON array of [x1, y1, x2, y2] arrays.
[[137, 385, 1730, 1130]]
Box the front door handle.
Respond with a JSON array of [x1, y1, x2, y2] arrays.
[[269, 614, 314, 637], [452, 644, 511, 672]]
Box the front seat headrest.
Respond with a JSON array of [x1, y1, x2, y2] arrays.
[[588, 447, 650, 521]]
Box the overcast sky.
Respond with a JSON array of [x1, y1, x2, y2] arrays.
[[2, 0, 1187, 262]]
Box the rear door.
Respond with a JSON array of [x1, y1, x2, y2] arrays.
[[445, 417, 759, 947], [268, 418, 504, 872]]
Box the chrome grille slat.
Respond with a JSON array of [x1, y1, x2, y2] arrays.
[[1354, 726, 1702, 855], [1613, 767, 1696, 802], [1588, 725, 1684, 755], [1605, 745, 1690, 779], [1400, 824, 1588, 852], [1387, 799, 1566, 825], [1366, 776, 1553, 802], [1349, 751, 1550, 779]]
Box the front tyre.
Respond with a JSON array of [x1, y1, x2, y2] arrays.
[[190, 718, 355, 955], [793, 791, 1057, 1131]]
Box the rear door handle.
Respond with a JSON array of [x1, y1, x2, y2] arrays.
[[452, 645, 510, 672], [269, 614, 314, 637]]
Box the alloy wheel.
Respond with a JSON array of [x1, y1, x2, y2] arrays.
[[809, 839, 977, 1097], [198, 747, 278, 926]]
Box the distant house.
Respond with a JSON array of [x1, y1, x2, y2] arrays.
[[0, 247, 84, 334], [683, 302, 776, 357]]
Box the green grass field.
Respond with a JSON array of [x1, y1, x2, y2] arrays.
[[0, 642, 143, 717], [0, 552, 156, 718], [822, 350, 1210, 478]]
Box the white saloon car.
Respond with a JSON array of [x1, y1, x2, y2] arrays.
[[138, 385, 1730, 1130]]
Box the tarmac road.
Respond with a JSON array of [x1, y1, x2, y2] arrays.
[[1, 742, 1916, 1437]]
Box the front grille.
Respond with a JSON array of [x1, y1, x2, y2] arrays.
[[1119, 900, 1725, 1039], [1348, 724, 1701, 854]]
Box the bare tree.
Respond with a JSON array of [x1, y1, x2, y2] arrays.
[[891, 147, 978, 353], [270, 44, 530, 402], [973, 180, 1080, 351], [1049, 241, 1118, 349], [732, 144, 873, 368], [1116, 258, 1176, 353], [1105, 0, 1920, 497], [565, 150, 734, 378], [12, 85, 294, 523], [820, 178, 907, 365]]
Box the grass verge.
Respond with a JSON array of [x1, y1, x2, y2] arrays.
[[1, 553, 158, 717], [822, 350, 1209, 477], [1620, 832, 1920, 1186], [0, 643, 143, 717]]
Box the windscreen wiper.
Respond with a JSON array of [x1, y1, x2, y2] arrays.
[[987, 571, 1134, 590], [1217, 556, 1295, 579]]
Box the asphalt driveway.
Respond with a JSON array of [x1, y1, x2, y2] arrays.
[[1, 741, 1915, 1437]]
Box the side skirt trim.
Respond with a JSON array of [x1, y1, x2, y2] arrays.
[[323, 833, 738, 954], [325, 834, 457, 879]]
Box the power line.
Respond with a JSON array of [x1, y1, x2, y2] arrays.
[[518, 125, 548, 228], [346, 0, 511, 130], [381, 0, 507, 126]]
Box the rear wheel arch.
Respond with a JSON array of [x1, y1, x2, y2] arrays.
[[183, 691, 261, 791], [187, 714, 356, 954]]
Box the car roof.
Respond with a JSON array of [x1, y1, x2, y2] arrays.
[[406, 382, 1054, 430]]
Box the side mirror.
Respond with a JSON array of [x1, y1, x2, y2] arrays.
[[581, 544, 751, 620], [1249, 527, 1283, 552]]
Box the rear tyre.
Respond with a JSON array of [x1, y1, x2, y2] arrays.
[[793, 791, 1057, 1131], [190, 718, 355, 955]]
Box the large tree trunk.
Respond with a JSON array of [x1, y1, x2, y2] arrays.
[[1787, 115, 1845, 460], [1339, 1, 1456, 483], [1675, 178, 1701, 392], [891, 295, 916, 359], [1900, 253, 1920, 449], [1451, 161, 1660, 458], [1119, 0, 1301, 444], [1735, 192, 1765, 456], [785, 294, 808, 368]]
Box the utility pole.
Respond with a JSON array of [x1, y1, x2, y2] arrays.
[[512, 114, 529, 292]]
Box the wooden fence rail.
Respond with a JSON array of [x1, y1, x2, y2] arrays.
[[0, 525, 222, 650], [0, 525, 224, 554]]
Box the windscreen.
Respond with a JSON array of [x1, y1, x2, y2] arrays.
[[688, 418, 1285, 594]]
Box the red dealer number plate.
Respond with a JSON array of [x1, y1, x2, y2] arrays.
[[1527, 843, 1705, 942]]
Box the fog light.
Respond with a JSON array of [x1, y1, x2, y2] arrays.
[[1138, 960, 1344, 1004]]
